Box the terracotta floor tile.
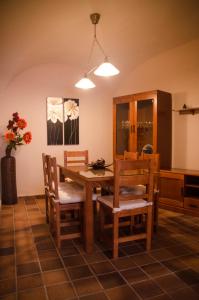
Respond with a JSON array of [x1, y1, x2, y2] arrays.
[[59, 246, 80, 257], [176, 268, 199, 285], [150, 248, 175, 261], [162, 257, 188, 272], [90, 261, 115, 274], [63, 254, 85, 267], [0, 264, 15, 280], [97, 272, 126, 289], [0, 278, 16, 296], [105, 285, 139, 300], [79, 292, 108, 300], [121, 266, 148, 283], [37, 249, 59, 261], [130, 253, 156, 266], [43, 269, 69, 286], [132, 279, 164, 299], [36, 240, 55, 251], [73, 277, 102, 296], [16, 248, 38, 264], [68, 265, 93, 280], [0, 293, 17, 300], [141, 262, 171, 278], [154, 273, 187, 292], [18, 287, 47, 300], [40, 258, 63, 271], [17, 273, 43, 291], [169, 287, 199, 300], [111, 256, 136, 270], [47, 282, 76, 300], [1, 199, 199, 299], [17, 262, 40, 276], [83, 252, 107, 263]]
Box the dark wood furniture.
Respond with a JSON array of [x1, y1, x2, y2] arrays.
[[159, 169, 199, 216], [98, 159, 154, 258], [113, 90, 172, 169], [59, 165, 114, 253]]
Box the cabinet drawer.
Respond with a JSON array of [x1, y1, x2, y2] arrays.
[[184, 198, 199, 210], [159, 197, 183, 207], [160, 172, 184, 180]]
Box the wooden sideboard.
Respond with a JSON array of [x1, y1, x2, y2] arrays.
[[159, 169, 199, 216]]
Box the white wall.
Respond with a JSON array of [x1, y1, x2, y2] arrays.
[[115, 39, 199, 170], [0, 64, 113, 196]]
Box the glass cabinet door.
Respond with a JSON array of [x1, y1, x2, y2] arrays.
[[137, 99, 153, 154], [116, 103, 130, 155]]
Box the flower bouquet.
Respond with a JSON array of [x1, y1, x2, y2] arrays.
[[4, 112, 32, 156]]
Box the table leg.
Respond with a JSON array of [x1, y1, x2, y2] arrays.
[[84, 183, 94, 253]]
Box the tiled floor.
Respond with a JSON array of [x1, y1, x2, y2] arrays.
[[0, 197, 199, 300]]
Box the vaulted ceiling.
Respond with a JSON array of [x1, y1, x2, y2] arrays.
[[1, 0, 199, 90]]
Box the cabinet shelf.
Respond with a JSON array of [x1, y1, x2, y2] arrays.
[[179, 107, 199, 115], [185, 184, 199, 189]]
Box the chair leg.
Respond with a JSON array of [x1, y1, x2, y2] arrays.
[[49, 198, 54, 235], [99, 204, 105, 241], [113, 214, 119, 259], [146, 205, 153, 251], [45, 189, 49, 223], [55, 203, 61, 249]]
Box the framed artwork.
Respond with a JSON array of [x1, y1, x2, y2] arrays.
[[47, 97, 79, 145]]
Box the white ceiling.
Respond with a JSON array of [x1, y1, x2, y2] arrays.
[[1, 0, 199, 90]]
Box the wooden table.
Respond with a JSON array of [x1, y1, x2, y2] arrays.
[[58, 165, 114, 253]]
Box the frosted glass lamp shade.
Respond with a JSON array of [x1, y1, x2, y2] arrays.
[[75, 77, 96, 89], [94, 62, 120, 77]]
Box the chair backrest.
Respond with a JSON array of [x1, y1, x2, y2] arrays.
[[139, 153, 160, 191], [47, 156, 59, 199], [139, 153, 160, 172], [124, 151, 138, 160], [64, 150, 88, 167], [114, 159, 154, 208], [42, 153, 50, 189]]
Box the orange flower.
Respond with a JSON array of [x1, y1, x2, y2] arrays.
[[5, 131, 15, 142], [17, 118, 27, 129], [23, 131, 32, 144]]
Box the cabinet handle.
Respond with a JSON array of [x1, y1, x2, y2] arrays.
[[181, 187, 184, 196]]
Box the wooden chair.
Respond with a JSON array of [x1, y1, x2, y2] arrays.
[[64, 150, 88, 167], [64, 150, 100, 202], [42, 153, 51, 223], [47, 156, 84, 249], [98, 158, 154, 258], [139, 153, 160, 231]]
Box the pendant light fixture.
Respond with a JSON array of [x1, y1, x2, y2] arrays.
[[75, 13, 120, 89]]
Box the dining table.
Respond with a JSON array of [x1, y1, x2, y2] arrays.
[[58, 164, 114, 254]]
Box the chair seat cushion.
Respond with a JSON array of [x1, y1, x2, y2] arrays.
[[57, 182, 98, 203], [58, 182, 84, 204], [97, 195, 152, 213]]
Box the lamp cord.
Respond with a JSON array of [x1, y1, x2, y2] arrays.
[[86, 23, 107, 74]]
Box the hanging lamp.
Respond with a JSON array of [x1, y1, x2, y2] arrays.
[[75, 13, 120, 89]]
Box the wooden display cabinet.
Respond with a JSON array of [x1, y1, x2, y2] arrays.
[[159, 169, 199, 216], [113, 90, 172, 169]]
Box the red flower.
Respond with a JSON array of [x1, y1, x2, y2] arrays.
[[17, 118, 27, 129], [23, 132, 32, 144], [13, 112, 19, 122], [5, 131, 15, 141]]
